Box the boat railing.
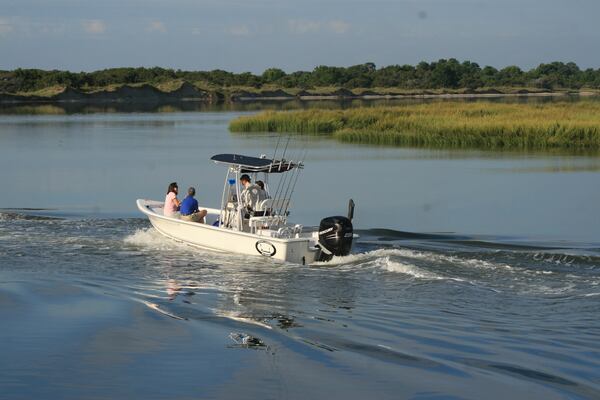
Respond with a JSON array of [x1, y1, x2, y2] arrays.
[[257, 198, 291, 214], [249, 215, 286, 233]]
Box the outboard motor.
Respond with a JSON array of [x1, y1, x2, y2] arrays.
[[318, 216, 353, 261]]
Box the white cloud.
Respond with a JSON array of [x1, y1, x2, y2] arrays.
[[328, 20, 350, 34], [0, 18, 14, 35], [288, 19, 321, 34], [0, 17, 67, 36], [227, 24, 250, 36], [288, 19, 351, 35], [82, 19, 106, 34], [148, 20, 166, 33], [37, 22, 67, 35]]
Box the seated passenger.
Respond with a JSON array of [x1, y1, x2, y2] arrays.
[[180, 187, 208, 223], [253, 180, 270, 215], [164, 182, 181, 217], [256, 180, 270, 200]]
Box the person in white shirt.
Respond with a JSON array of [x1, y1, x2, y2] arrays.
[[240, 174, 264, 215]]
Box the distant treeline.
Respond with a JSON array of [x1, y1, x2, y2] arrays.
[[2, 59, 600, 93]]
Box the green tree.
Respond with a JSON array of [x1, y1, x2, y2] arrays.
[[310, 65, 346, 86], [262, 68, 286, 84], [458, 61, 483, 89], [480, 66, 499, 86], [430, 59, 462, 88], [497, 66, 525, 86]]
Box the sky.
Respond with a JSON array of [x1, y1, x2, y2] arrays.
[[1, 0, 599, 73]]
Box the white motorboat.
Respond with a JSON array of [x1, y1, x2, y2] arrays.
[[137, 153, 354, 264]]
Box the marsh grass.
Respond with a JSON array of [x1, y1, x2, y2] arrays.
[[229, 101, 600, 149]]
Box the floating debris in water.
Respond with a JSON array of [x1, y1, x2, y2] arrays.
[[143, 301, 186, 320], [229, 332, 266, 349], [274, 314, 301, 329]]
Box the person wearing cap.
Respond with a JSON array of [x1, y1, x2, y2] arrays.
[[240, 174, 263, 215], [180, 187, 208, 223]]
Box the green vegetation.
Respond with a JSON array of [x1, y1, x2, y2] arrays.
[[229, 101, 600, 150], [2, 59, 600, 95]]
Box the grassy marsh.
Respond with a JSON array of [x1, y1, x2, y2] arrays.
[[229, 101, 600, 150]]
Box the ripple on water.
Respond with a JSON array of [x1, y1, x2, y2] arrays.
[[2, 215, 600, 399]]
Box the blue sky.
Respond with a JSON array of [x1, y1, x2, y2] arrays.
[[1, 0, 599, 72]]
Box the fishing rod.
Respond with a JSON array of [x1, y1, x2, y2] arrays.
[[280, 147, 308, 215], [273, 156, 295, 215], [281, 147, 307, 217], [278, 136, 291, 172], [276, 147, 300, 216], [271, 136, 292, 206], [269, 133, 283, 173]]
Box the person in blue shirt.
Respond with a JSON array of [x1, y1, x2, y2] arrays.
[[180, 187, 207, 223]]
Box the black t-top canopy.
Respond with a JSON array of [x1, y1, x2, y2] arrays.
[[210, 153, 301, 173]]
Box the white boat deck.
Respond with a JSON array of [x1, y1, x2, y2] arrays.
[[140, 200, 317, 241]]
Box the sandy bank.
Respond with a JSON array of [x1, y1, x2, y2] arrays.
[[0, 83, 595, 104]]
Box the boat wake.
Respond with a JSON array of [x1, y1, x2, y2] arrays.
[[124, 227, 188, 251], [316, 243, 600, 297], [314, 249, 451, 280], [2, 211, 599, 298]]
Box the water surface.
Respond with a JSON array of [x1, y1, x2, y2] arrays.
[[1, 107, 599, 399]]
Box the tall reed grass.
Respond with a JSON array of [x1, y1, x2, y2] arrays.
[[229, 101, 600, 149]]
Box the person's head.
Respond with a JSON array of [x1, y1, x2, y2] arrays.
[[256, 180, 265, 190], [167, 182, 178, 194], [240, 174, 251, 186], [187, 187, 196, 197]]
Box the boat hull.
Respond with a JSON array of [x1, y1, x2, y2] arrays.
[[137, 199, 320, 265]]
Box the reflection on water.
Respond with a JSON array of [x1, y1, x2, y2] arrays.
[[501, 163, 600, 173], [1, 95, 593, 115]]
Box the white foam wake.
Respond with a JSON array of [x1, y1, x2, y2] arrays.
[[373, 256, 443, 279], [326, 247, 510, 271], [318, 248, 408, 266], [124, 228, 188, 251], [316, 247, 507, 283], [316, 249, 450, 280]]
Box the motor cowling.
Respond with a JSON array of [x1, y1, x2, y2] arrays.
[[318, 216, 353, 261]]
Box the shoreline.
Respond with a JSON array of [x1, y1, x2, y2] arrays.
[[1, 83, 596, 105]]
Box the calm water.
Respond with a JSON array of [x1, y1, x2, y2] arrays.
[[1, 106, 599, 399]]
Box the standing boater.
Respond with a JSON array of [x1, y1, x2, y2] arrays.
[[240, 174, 260, 212]]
